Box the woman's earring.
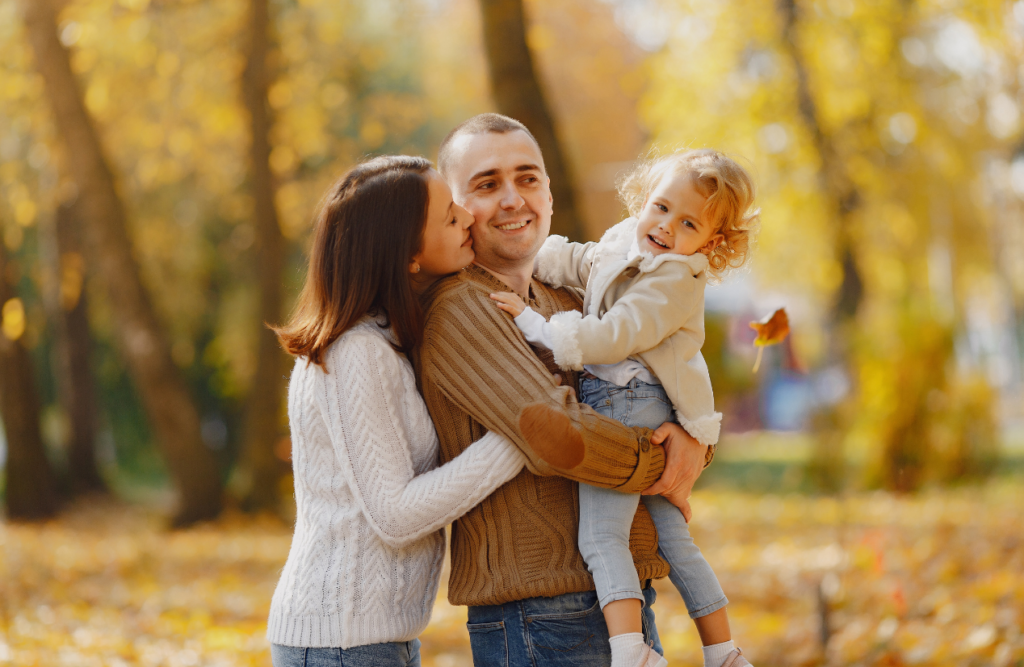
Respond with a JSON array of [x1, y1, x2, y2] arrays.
[[411, 263, 421, 273]]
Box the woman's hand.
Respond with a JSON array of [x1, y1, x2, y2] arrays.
[[490, 291, 526, 317]]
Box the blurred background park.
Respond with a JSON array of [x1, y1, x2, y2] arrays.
[[0, 0, 1022, 665]]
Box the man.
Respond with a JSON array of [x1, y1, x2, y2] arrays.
[[417, 114, 712, 666]]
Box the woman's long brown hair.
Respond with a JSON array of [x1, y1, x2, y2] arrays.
[[274, 155, 432, 366]]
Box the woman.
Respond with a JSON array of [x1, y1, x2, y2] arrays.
[[267, 155, 526, 667]]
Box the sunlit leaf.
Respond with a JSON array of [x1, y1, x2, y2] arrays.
[[749, 308, 790, 372]]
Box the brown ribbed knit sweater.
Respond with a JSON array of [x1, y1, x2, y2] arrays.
[[417, 264, 670, 607]]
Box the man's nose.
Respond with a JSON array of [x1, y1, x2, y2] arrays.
[[499, 181, 525, 210]]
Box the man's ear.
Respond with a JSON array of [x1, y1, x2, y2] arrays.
[[700, 234, 725, 256]]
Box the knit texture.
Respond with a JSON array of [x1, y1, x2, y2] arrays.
[[417, 265, 670, 607], [267, 317, 526, 648]]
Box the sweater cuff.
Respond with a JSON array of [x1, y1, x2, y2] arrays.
[[615, 429, 665, 494]]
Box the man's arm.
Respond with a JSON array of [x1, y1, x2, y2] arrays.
[[419, 282, 664, 493]]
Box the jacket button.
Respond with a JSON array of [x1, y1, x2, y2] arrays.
[[640, 437, 650, 453]]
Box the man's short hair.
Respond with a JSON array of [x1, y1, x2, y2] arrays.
[[437, 113, 544, 178]]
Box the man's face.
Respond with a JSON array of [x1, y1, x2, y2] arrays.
[[444, 130, 553, 272]]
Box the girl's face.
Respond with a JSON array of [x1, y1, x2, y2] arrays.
[[410, 169, 476, 291], [635, 170, 723, 257]]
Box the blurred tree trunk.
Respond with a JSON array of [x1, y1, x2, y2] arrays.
[[778, 0, 864, 324], [778, 0, 861, 491], [0, 239, 60, 521], [237, 0, 289, 513], [19, 0, 222, 526], [39, 200, 107, 496], [478, 0, 584, 240]]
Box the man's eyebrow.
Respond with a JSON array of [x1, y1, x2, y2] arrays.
[[467, 164, 543, 182], [468, 168, 498, 182]]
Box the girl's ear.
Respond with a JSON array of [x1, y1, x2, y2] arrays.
[[700, 234, 725, 256]]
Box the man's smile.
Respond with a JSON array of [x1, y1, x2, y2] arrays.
[[496, 219, 531, 231]]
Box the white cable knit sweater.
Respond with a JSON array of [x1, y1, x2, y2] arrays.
[[267, 317, 527, 648]]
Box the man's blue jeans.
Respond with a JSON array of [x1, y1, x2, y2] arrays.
[[466, 584, 662, 666]]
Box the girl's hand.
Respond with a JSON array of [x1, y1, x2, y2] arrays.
[[490, 292, 525, 317]]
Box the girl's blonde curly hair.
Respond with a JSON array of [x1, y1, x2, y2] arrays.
[[618, 148, 760, 282]]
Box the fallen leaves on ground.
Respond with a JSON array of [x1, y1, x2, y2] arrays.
[[2, 483, 1022, 667]]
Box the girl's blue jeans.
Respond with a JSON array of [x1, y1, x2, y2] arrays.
[[271, 639, 420, 667], [578, 376, 729, 619]]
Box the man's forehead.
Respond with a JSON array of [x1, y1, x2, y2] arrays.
[[452, 130, 545, 178]]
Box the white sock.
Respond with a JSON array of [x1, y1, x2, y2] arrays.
[[610, 632, 647, 667], [703, 640, 736, 667]]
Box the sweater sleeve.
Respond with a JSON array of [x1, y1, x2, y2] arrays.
[[317, 333, 527, 548], [419, 284, 666, 493]]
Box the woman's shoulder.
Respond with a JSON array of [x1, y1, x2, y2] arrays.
[[322, 317, 403, 368]]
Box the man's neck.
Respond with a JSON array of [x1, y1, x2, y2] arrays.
[[473, 261, 533, 298]]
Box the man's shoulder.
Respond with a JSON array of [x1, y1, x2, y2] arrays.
[[533, 279, 585, 313], [422, 269, 492, 316]]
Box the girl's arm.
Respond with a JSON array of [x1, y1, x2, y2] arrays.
[[545, 265, 704, 371], [533, 235, 598, 289], [317, 333, 526, 549]]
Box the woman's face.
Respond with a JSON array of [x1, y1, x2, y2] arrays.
[[410, 169, 476, 290]]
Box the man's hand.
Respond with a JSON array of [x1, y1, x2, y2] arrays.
[[642, 423, 705, 521], [490, 291, 525, 317]]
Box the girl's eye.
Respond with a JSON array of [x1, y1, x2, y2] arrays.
[[656, 203, 668, 213], [684, 220, 696, 229]]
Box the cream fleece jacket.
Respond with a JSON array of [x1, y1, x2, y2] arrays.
[[531, 217, 723, 446]]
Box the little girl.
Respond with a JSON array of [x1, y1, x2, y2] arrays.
[[491, 149, 759, 667]]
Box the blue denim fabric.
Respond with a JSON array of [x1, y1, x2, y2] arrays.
[[466, 584, 662, 666], [270, 640, 421, 667], [578, 377, 729, 619]]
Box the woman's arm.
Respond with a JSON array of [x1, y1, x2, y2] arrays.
[[317, 333, 526, 548]]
